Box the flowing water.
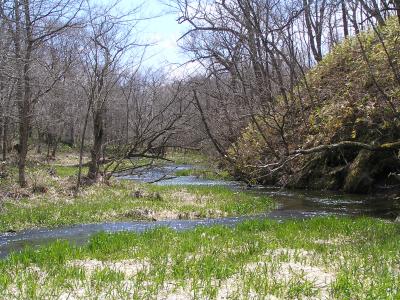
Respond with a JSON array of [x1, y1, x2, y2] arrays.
[[1, 164, 398, 258]]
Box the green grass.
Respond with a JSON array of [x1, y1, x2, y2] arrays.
[[166, 150, 209, 165], [52, 165, 88, 178], [0, 150, 246, 233], [0, 217, 398, 299], [175, 169, 233, 181], [0, 163, 87, 183], [0, 181, 274, 232]]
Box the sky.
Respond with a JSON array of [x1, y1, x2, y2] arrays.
[[118, 0, 193, 76]]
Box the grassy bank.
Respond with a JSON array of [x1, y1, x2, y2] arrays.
[[1, 150, 259, 232], [174, 169, 233, 181], [0, 217, 398, 299], [0, 180, 273, 232]]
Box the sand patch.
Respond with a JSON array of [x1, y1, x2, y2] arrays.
[[264, 248, 314, 258], [122, 207, 226, 221], [157, 283, 194, 300], [67, 259, 150, 277], [214, 248, 335, 299], [3, 248, 336, 299], [216, 273, 279, 300], [313, 236, 353, 245], [169, 189, 210, 205], [121, 208, 199, 220]]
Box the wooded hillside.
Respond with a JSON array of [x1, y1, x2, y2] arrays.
[[230, 18, 400, 192]]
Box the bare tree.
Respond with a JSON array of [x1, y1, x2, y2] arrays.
[[76, 1, 146, 185], [1, 0, 82, 186], [101, 69, 193, 178]]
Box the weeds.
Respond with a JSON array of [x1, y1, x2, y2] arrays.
[[0, 217, 398, 299]]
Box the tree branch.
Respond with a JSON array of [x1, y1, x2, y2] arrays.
[[291, 140, 400, 155]]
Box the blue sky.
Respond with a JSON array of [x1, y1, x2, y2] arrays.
[[119, 0, 188, 70]]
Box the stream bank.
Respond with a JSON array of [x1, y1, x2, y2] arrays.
[[0, 217, 399, 299], [0, 164, 399, 299], [1, 164, 399, 259]]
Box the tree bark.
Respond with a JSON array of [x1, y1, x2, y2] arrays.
[[2, 116, 8, 161], [88, 110, 104, 179], [13, 0, 29, 187], [76, 99, 92, 190], [51, 139, 58, 158], [341, 0, 349, 38], [303, 0, 323, 62]]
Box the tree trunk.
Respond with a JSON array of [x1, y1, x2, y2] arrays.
[[37, 130, 45, 154], [88, 110, 104, 179], [2, 116, 8, 161], [76, 100, 92, 190], [358, 0, 386, 26], [18, 55, 32, 187], [18, 105, 30, 187], [69, 124, 75, 146], [16, 0, 34, 187], [46, 133, 52, 158], [393, 0, 400, 25], [341, 0, 349, 38], [51, 138, 58, 158], [303, 0, 323, 62]]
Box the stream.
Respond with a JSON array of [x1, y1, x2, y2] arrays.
[[1, 164, 398, 258]]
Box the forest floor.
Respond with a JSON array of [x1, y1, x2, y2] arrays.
[[0, 150, 272, 232], [0, 217, 398, 299]]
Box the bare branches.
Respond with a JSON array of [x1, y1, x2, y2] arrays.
[[192, 89, 227, 159], [291, 140, 400, 155]]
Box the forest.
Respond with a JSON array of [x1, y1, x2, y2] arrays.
[[0, 0, 399, 191], [0, 0, 399, 299]]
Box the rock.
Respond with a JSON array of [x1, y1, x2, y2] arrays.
[[343, 150, 374, 193], [132, 190, 144, 198], [123, 208, 155, 220], [48, 167, 57, 176], [287, 153, 347, 190], [32, 185, 48, 194], [5, 190, 31, 199], [152, 192, 162, 201], [388, 172, 400, 182], [177, 212, 187, 220], [395, 216, 400, 223]]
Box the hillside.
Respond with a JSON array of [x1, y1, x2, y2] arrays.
[[230, 18, 400, 194]]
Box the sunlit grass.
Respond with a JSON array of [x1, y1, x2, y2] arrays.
[[166, 150, 209, 165], [0, 217, 398, 299], [175, 169, 233, 181], [0, 181, 274, 232]]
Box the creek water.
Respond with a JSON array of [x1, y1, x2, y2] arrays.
[[0, 164, 398, 258]]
